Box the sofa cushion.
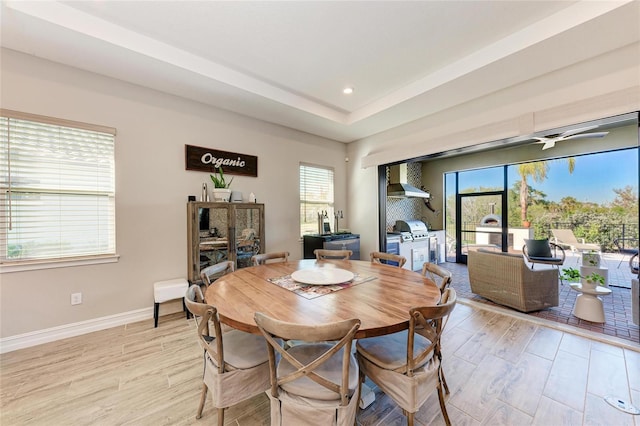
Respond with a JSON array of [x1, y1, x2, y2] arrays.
[[525, 239, 552, 258]]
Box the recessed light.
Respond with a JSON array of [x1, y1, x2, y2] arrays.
[[343, 87, 354, 95]]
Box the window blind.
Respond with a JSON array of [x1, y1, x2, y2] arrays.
[[300, 163, 334, 237], [0, 111, 116, 263]]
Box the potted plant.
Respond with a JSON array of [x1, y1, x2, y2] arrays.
[[582, 250, 601, 267], [582, 272, 605, 290], [561, 267, 605, 290], [560, 267, 581, 283], [210, 167, 233, 202]]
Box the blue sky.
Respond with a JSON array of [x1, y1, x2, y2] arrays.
[[457, 148, 638, 205], [509, 150, 638, 204], [507, 149, 638, 204]]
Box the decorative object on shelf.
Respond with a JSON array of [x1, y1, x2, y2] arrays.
[[200, 183, 210, 202], [582, 250, 601, 267], [249, 192, 256, 203], [210, 167, 233, 202]]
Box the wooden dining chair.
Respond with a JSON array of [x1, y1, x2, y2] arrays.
[[184, 285, 270, 425], [314, 249, 353, 260], [356, 288, 457, 426], [200, 261, 235, 287], [370, 251, 406, 268], [421, 262, 452, 293], [251, 251, 289, 266], [254, 312, 361, 426]]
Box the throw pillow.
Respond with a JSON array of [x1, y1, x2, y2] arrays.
[[525, 239, 552, 258]]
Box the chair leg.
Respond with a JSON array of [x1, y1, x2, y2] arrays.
[[440, 367, 450, 395], [437, 382, 451, 426], [406, 410, 414, 426], [196, 383, 207, 419], [183, 297, 190, 319], [556, 266, 564, 285], [357, 368, 364, 413], [618, 254, 627, 268], [217, 407, 224, 426], [154, 302, 159, 328]]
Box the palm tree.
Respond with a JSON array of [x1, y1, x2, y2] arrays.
[[518, 159, 575, 225]]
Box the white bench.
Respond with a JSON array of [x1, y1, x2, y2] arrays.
[[153, 278, 189, 327]]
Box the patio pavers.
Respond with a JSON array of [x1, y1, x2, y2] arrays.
[[440, 251, 639, 345]]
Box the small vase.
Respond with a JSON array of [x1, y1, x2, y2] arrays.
[[582, 279, 597, 290], [212, 188, 231, 202], [582, 252, 601, 267]]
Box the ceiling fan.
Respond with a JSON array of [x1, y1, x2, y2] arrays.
[[533, 125, 609, 150]]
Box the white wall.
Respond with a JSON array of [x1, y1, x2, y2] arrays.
[[0, 49, 348, 339], [2, 38, 639, 343], [347, 43, 640, 258]]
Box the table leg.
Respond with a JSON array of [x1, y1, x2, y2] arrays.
[[573, 294, 605, 323]]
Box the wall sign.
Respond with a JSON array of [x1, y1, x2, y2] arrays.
[[185, 145, 258, 177]]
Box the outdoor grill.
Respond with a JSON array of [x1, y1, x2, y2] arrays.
[[392, 220, 429, 241]]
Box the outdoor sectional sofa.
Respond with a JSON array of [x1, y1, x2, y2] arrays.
[[468, 249, 559, 312]]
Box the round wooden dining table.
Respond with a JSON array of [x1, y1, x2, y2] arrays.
[[204, 259, 441, 339]]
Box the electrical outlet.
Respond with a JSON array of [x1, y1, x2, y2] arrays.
[[71, 292, 82, 305]]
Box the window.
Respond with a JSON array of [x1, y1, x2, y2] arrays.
[[0, 110, 116, 268], [300, 163, 334, 237]]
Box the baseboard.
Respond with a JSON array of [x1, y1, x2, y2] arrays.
[[0, 307, 153, 354]]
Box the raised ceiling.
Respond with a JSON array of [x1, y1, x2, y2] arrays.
[[1, 1, 638, 142]]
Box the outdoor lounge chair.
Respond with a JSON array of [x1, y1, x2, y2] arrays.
[[522, 239, 565, 269], [614, 237, 638, 268], [550, 229, 601, 253]]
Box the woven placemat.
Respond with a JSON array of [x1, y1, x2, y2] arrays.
[[268, 273, 375, 299]]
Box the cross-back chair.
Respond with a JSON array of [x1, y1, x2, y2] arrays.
[[184, 285, 270, 425], [254, 312, 361, 426], [356, 288, 457, 426], [370, 251, 407, 268], [200, 260, 235, 287], [252, 251, 289, 266], [421, 262, 452, 293], [314, 249, 353, 260]]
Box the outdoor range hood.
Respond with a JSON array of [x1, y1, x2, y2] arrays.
[[387, 164, 431, 199]]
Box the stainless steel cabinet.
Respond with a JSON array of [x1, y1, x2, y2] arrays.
[[303, 234, 360, 260], [324, 238, 360, 260], [187, 202, 265, 283]]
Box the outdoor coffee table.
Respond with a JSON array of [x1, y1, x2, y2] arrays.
[[569, 283, 612, 323]]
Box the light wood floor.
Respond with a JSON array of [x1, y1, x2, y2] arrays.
[[2, 302, 639, 425]]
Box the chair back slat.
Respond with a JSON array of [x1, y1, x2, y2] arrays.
[[406, 288, 457, 376], [254, 312, 360, 406], [370, 251, 407, 268], [315, 249, 353, 260], [184, 285, 225, 373], [252, 251, 289, 265], [421, 262, 452, 293], [200, 261, 235, 287]]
